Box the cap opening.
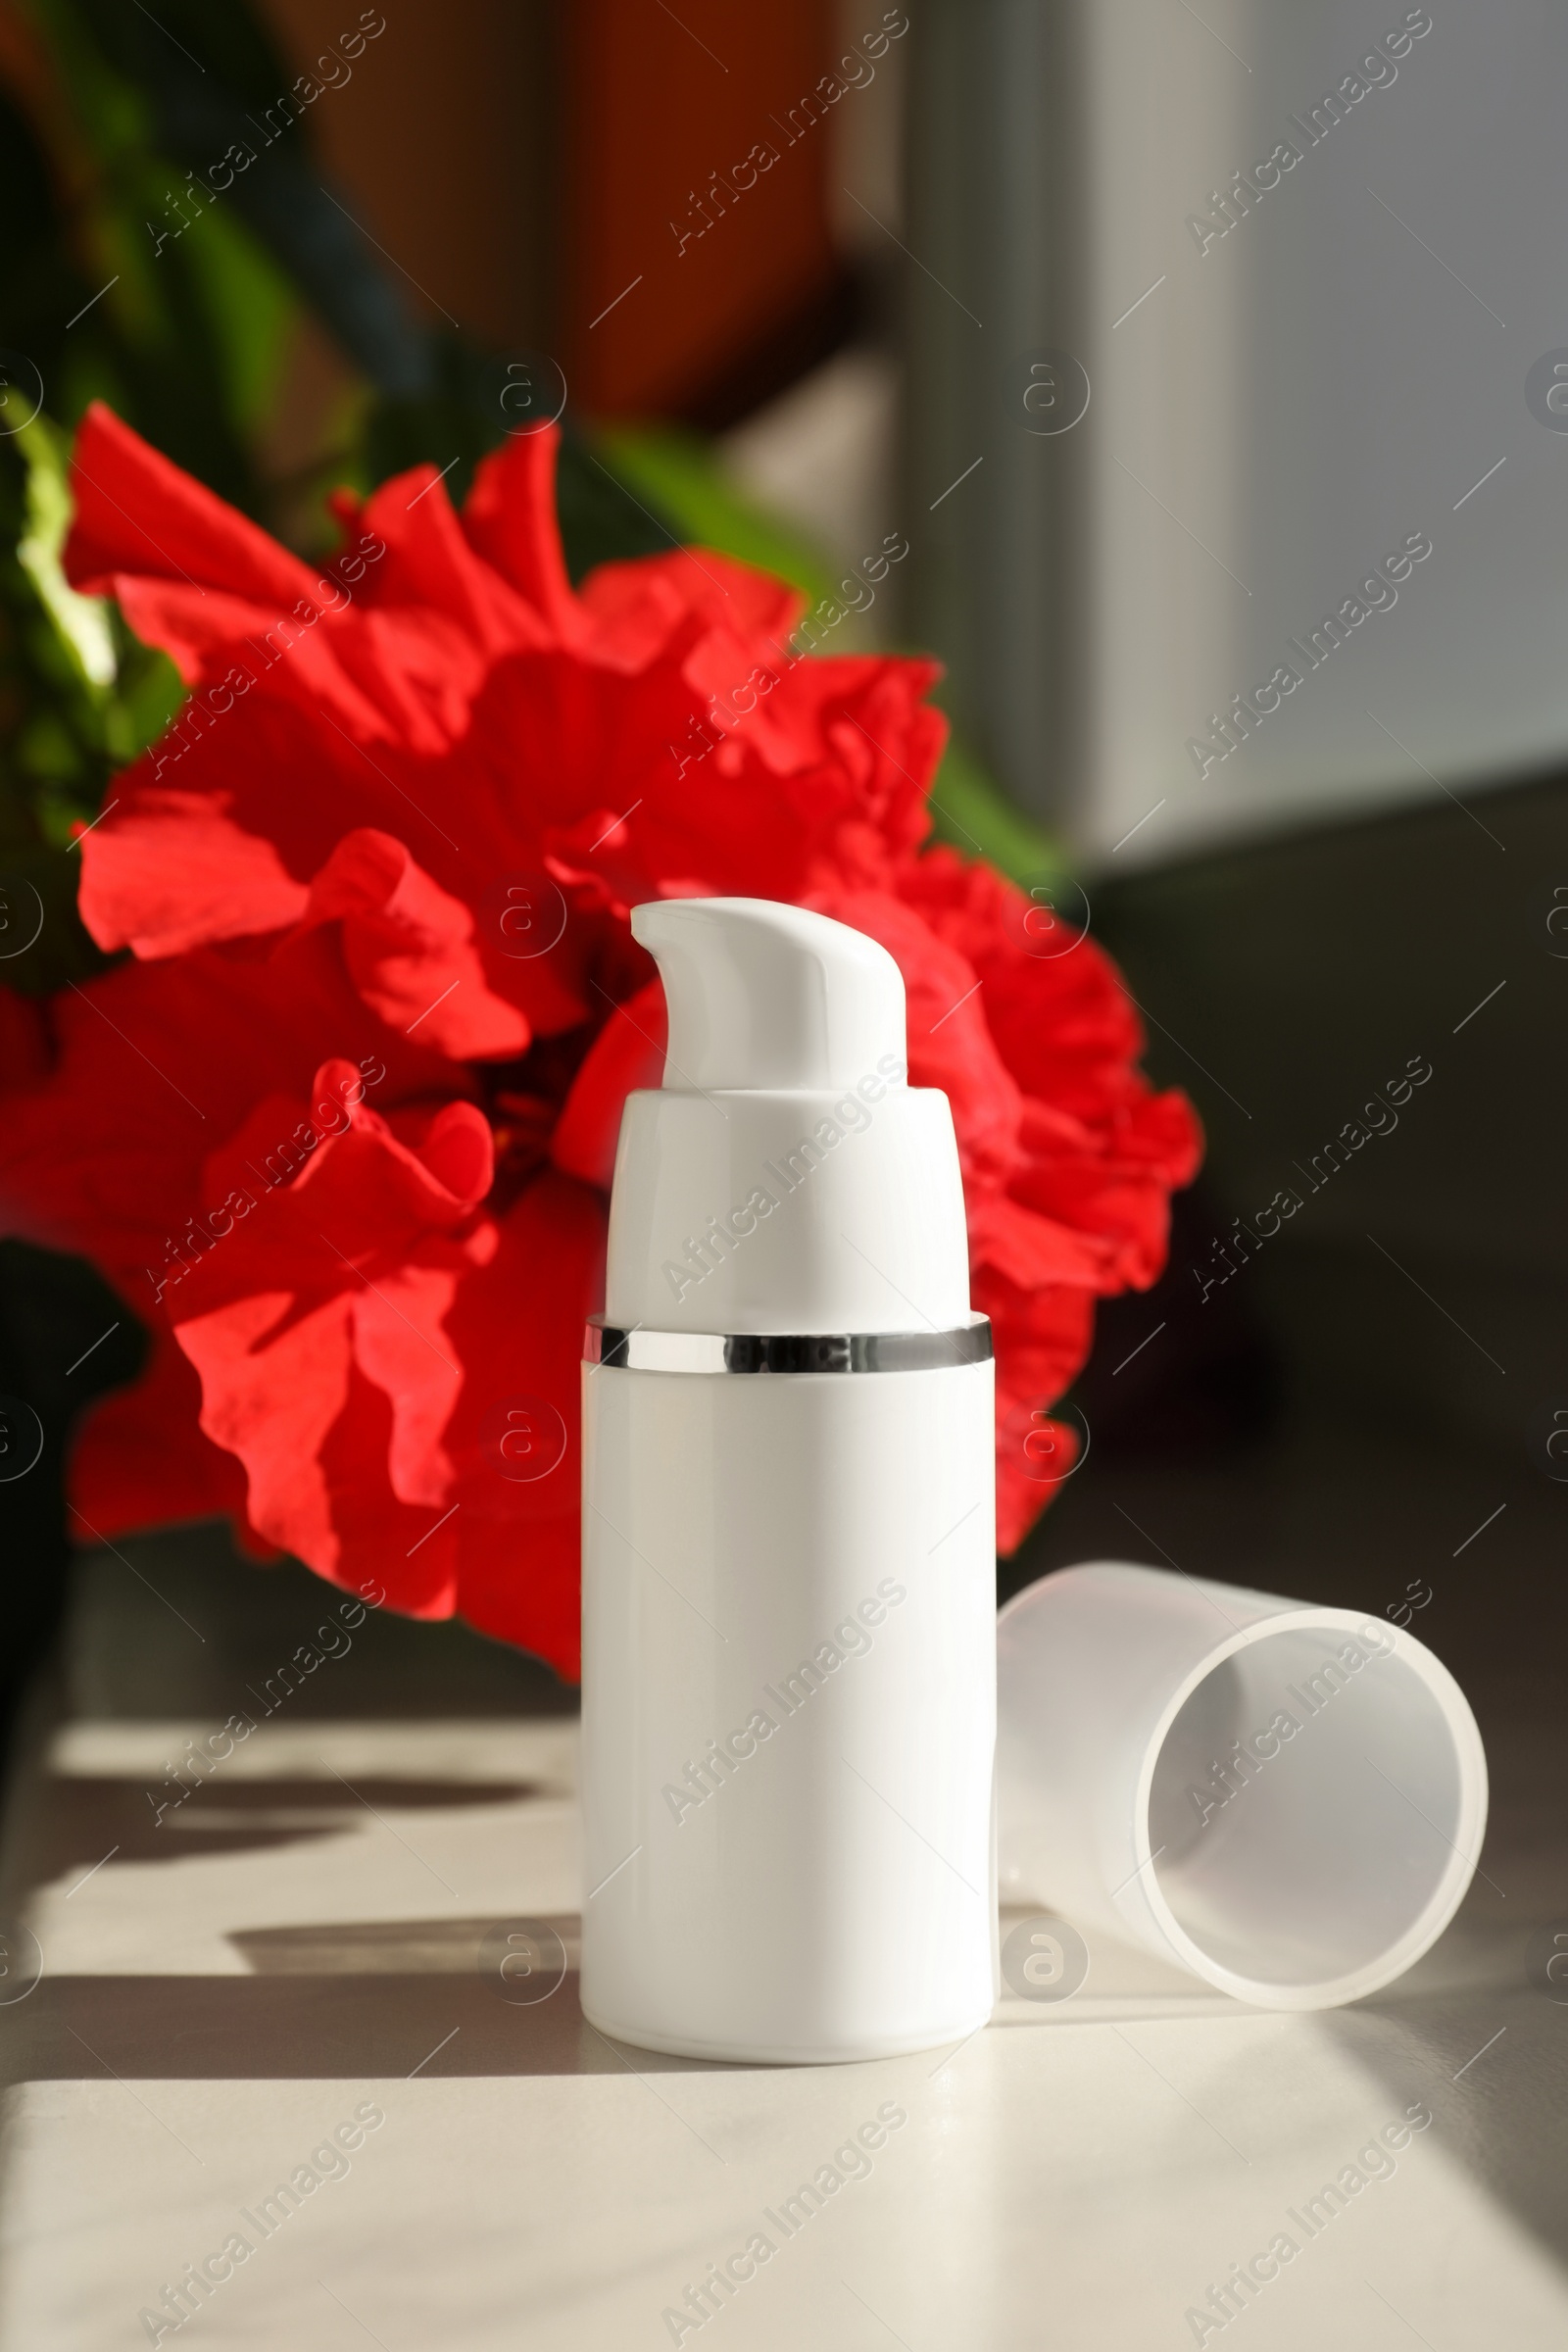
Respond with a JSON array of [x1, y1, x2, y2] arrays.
[[1144, 1622, 1481, 2000]]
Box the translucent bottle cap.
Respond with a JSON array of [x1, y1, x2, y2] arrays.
[[998, 1561, 1488, 2009]]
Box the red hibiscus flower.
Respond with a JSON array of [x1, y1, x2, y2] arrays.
[[0, 403, 1200, 1675]]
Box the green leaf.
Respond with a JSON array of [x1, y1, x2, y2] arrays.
[[170, 202, 297, 441], [596, 424, 836, 604], [926, 732, 1066, 885], [15, 416, 117, 693]]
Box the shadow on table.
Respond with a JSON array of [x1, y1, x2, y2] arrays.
[[1315, 1970, 1568, 2275], [3, 1911, 756, 2082], [20, 1774, 538, 1878]]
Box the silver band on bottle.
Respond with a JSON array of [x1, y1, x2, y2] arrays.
[[583, 1316, 993, 1376]]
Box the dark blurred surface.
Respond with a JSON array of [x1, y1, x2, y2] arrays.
[[0, 1242, 143, 1768], [1078, 760, 1568, 1478], [63, 1518, 575, 1722]]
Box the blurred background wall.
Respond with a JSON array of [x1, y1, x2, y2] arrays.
[[905, 0, 1568, 862], [236, 0, 901, 544]]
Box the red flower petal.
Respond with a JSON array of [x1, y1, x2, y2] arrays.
[[550, 978, 665, 1191], [71, 1319, 254, 1539], [170, 1078, 598, 1672], [79, 780, 309, 957], [0, 988, 50, 1087], [299, 830, 529, 1061], [67, 402, 319, 614], [460, 428, 583, 642]]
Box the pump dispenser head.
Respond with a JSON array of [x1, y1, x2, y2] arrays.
[[606, 896, 973, 1336], [630, 898, 906, 1093]]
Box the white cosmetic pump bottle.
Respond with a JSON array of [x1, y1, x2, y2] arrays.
[[580, 896, 997, 2063]]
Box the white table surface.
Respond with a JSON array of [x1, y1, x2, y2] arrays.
[[1, 1502, 1564, 2352]]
